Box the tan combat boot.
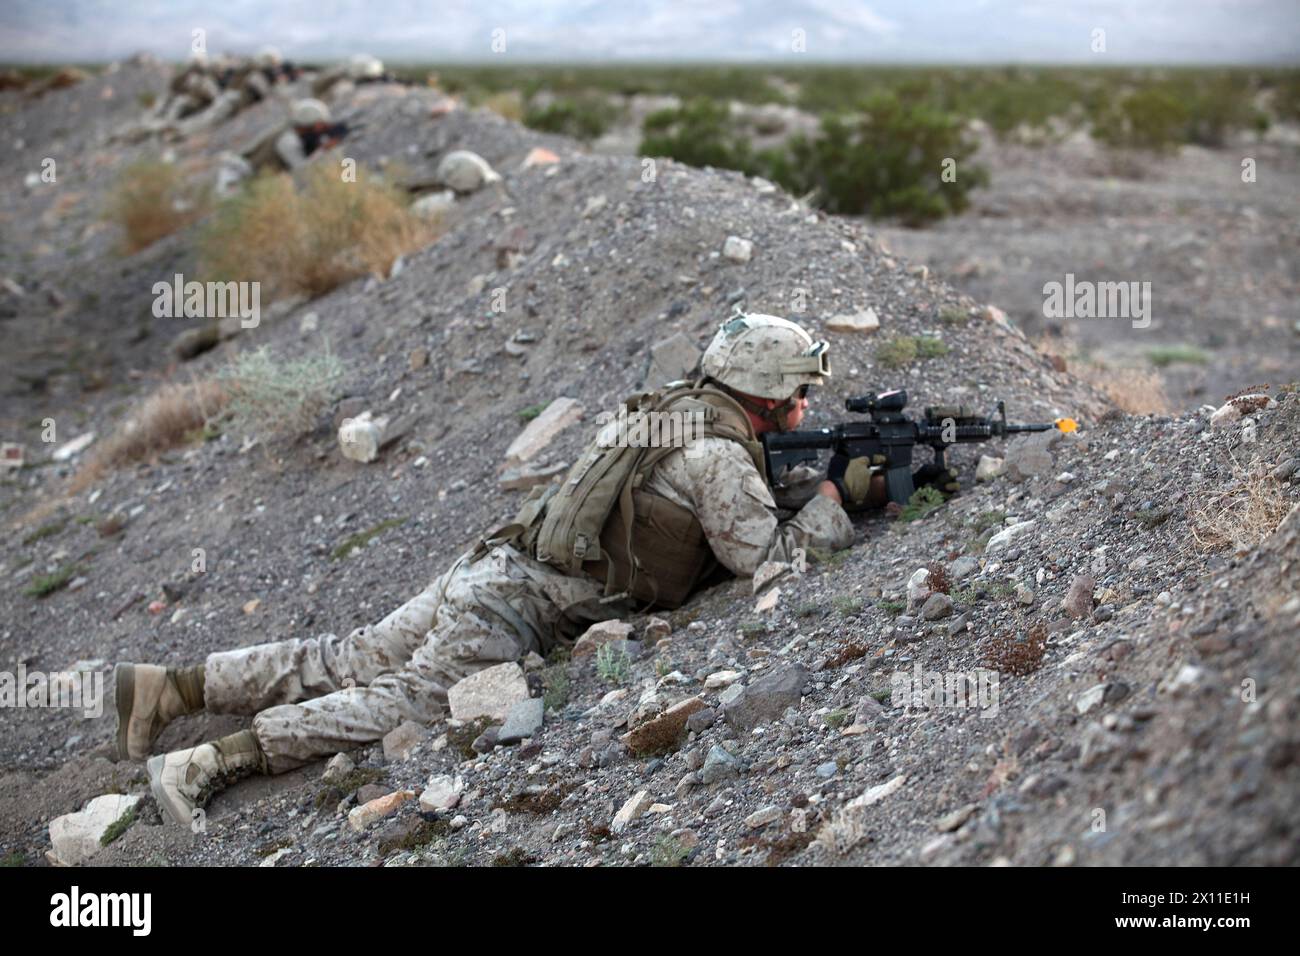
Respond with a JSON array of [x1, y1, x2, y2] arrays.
[[114, 662, 206, 761], [148, 730, 268, 826]]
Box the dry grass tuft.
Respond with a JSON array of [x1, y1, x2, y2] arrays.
[[199, 165, 437, 301], [1191, 468, 1291, 553], [982, 622, 1048, 677], [70, 379, 227, 493], [1075, 361, 1171, 416], [104, 160, 210, 254]]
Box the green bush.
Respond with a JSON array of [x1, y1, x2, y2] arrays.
[[1091, 87, 1189, 153], [765, 93, 987, 225], [218, 345, 345, 440], [524, 95, 619, 141], [640, 98, 761, 174]]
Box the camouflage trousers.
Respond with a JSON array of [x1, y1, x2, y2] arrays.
[[202, 543, 622, 772]]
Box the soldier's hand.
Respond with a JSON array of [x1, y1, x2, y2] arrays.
[[827, 454, 877, 512], [913, 462, 961, 494]]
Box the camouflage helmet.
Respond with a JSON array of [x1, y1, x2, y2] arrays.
[[291, 97, 330, 126], [348, 54, 384, 80], [701, 313, 830, 400]]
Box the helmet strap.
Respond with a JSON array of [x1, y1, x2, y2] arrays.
[[727, 389, 800, 433]]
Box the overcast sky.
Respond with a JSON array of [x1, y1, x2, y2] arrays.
[[2, 0, 1297, 64]]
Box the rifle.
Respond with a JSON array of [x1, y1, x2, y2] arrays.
[[762, 388, 1077, 507]]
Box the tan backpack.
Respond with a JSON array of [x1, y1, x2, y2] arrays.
[[483, 381, 765, 608]]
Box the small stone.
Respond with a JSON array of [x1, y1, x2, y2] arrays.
[[611, 789, 654, 834], [722, 236, 753, 263], [497, 697, 544, 745], [975, 456, 1005, 482], [347, 790, 415, 831], [1014, 584, 1035, 606], [744, 806, 782, 829], [921, 592, 953, 621], [1062, 573, 1096, 620], [723, 665, 807, 731], [986, 521, 1036, 553], [815, 761, 838, 778], [826, 308, 880, 334], [1076, 684, 1107, 714], [686, 707, 716, 734], [418, 774, 464, 813], [701, 744, 743, 785], [705, 670, 742, 690], [323, 752, 355, 784], [382, 720, 424, 762], [935, 804, 978, 832], [642, 617, 672, 644]]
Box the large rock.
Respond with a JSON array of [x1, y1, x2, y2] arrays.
[[504, 397, 583, 467], [985, 520, 1037, 554], [382, 720, 425, 762], [447, 662, 530, 722], [621, 696, 707, 755], [436, 149, 501, 193], [723, 664, 807, 731], [645, 332, 701, 386], [1062, 573, 1096, 619], [826, 308, 880, 334], [48, 793, 142, 866], [1004, 430, 1062, 482], [572, 619, 634, 659], [418, 774, 464, 813]]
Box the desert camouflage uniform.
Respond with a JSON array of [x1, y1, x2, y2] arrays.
[[202, 437, 852, 772]]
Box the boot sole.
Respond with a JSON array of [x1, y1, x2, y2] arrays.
[[114, 663, 135, 762], [147, 755, 191, 827]]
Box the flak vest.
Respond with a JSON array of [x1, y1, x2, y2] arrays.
[[474, 381, 767, 611]]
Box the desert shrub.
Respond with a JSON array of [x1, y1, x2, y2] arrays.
[[640, 98, 761, 174], [71, 379, 228, 490], [1091, 86, 1189, 153], [525, 95, 619, 141], [764, 93, 986, 225], [982, 624, 1047, 677], [217, 345, 345, 440], [480, 90, 524, 121], [595, 641, 630, 686], [926, 561, 951, 595], [899, 486, 946, 523], [874, 335, 945, 369], [1191, 470, 1291, 553], [104, 160, 209, 254], [1074, 361, 1170, 416], [199, 165, 435, 300]]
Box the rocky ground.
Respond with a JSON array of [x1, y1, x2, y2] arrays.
[[0, 61, 1296, 867]]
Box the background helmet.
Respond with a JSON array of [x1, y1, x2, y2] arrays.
[[291, 97, 330, 126], [701, 313, 830, 400]]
